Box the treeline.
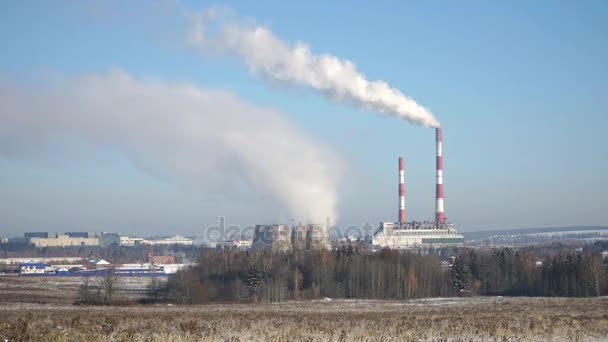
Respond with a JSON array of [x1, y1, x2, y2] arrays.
[[155, 246, 607, 304], [459, 248, 606, 297]]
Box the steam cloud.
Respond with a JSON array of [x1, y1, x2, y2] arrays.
[[0, 70, 342, 224], [186, 8, 440, 128]]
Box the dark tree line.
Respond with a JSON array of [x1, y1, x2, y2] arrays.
[[156, 246, 607, 304], [456, 248, 607, 297]]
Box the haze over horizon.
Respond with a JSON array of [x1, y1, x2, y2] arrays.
[[0, 1, 606, 237]]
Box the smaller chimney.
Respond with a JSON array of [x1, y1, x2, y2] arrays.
[[399, 157, 405, 224], [435, 128, 445, 223]]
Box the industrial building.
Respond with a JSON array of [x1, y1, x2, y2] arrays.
[[16, 260, 190, 276], [23, 232, 194, 248], [216, 239, 253, 251], [252, 224, 292, 251], [149, 235, 193, 246], [252, 223, 330, 252], [27, 232, 100, 247], [100, 233, 195, 247], [99, 233, 146, 247], [292, 224, 331, 250], [373, 128, 465, 249], [148, 253, 176, 264]]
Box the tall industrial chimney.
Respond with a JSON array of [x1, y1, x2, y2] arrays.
[[435, 128, 445, 223], [399, 157, 405, 224]]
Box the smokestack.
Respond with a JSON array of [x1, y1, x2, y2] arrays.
[[435, 128, 445, 223], [399, 157, 405, 224]]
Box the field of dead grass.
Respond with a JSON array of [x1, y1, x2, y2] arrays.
[[0, 296, 607, 341], [0, 275, 156, 304]]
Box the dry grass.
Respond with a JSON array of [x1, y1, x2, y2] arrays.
[[0, 276, 155, 304], [0, 297, 607, 341]]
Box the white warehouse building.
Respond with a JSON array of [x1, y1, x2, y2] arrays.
[[373, 222, 464, 249]]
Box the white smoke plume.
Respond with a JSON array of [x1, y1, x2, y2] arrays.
[[0, 70, 342, 224], [186, 8, 440, 128]]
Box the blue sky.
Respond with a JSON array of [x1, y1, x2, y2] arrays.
[[0, 1, 606, 236]]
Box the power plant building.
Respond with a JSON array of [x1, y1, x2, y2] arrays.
[[292, 224, 331, 250], [252, 224, 292, 252], [252, 224, 330, 252], [373, 128, 464, 249]]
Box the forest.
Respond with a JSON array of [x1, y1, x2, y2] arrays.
[[161, 244, 608, 304]]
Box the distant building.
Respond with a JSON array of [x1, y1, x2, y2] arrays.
[[65, 232, 97, 238], [23, 232, 195, 248], [99, 233, 121, 247], [99, 233, 147, 247], [161, 264, 190, 274], [120, 236, 146, 246], [6, 237, 29, 245], [292, 224, 330, 250], [148, 235, 193, 246], [373, 221, 465, 250], [27, 233, 100, 247], [24, 232, 53, 238], [90, 259, 111, 267], [148, 253, 175, 264], [216, 239, 253, 251], [0, 257, 83, 265], [250, 224, 331, 252], [292, 225, 310, 249], [252, 224, 292, 252], [19, 262, 45, 275]]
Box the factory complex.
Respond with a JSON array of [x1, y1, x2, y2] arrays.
[[246, 128, 464, 251], [251, 224, 330, 252], [1, 129, 462, 253], [3, 252, 190, 277], [372, 128, 465, 249], [19, 232, 193, 247]]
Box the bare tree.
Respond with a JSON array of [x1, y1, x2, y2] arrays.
[[97, 274, 120, 305], [77, 276, 96, 304], [586, 254, 604, 297], [231, 279, 248, 303], [147, 276, 165, 302]]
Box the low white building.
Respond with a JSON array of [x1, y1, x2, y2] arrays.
[[29, 234, 100, 247], [90, 259, 111, 267], [100, 233, 147, 247], [373, 221, 465, 249], [0, 257, 83, 265], [161, 264, 190, 274], [148, 235, 193, 246], [216, 239, 253, 250]]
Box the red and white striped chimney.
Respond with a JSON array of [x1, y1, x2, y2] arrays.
[[398, 157, 405, 224], [435, 128, 445, 223]]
